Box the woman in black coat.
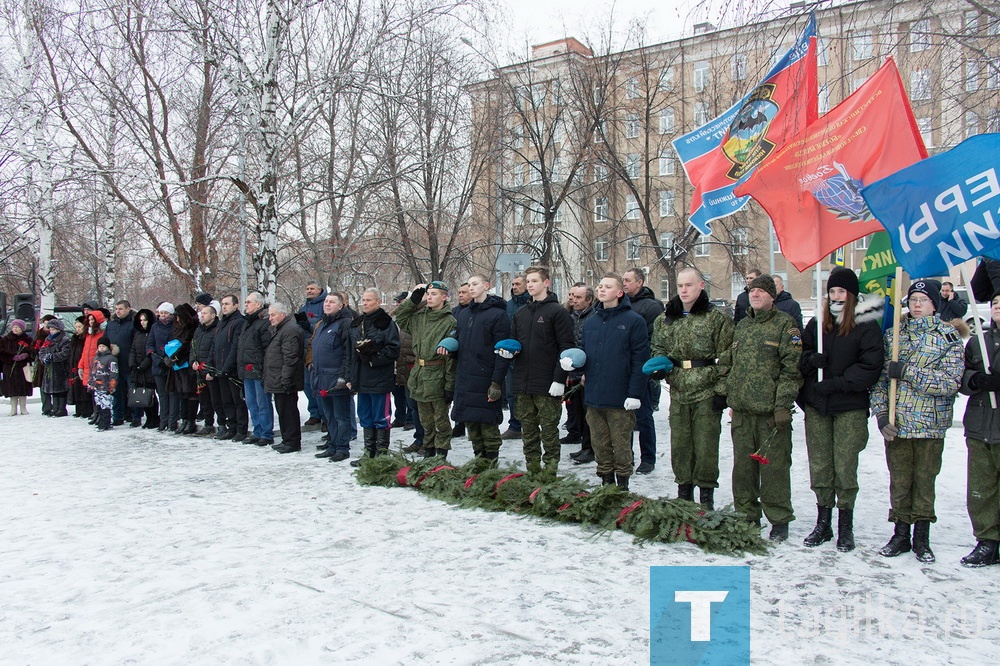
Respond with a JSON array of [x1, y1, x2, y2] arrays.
[[128, 309, 159, 428], [0, 319, 35, 414], [166, 303, 199, 434], [68, 317, 93, 418], [798, 267, 884, 553]]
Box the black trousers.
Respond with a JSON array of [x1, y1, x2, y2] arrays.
[[201, 377, 225, 427], [219, 376, 248, 435], [273, 392, 301, 446], [565, 379, 592, 452]]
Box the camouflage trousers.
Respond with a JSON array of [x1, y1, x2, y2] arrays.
[[731, 411, 795, 525], [467, 422, 502, 457], [516, 393, 562, 469], [669, 395, 722, 488], [417, 399, 452, 451], [803, 406, 869, 509], [966, 438, 1000, 541], [587, 407, 636, 479], [885, 437, 944, 524]]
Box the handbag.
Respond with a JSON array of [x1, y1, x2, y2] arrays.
[[22, 363, 36, 383], [128, 385, 155, 409]]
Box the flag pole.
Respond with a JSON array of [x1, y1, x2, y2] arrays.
[[888, 266, 904, 425], [960, 262, 997, 409], [816, 266, 824, 382]]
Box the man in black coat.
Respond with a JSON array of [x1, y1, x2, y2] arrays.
[[212, 294, 249, 441], [938, 281, 968, 323], [237, 293, 274, 445], [264, 302, 305, 453], [565, 283, 596, 463], [734, 268, 762, 325], [451, 274, 511, 468], [623, 267, 663, 474], [105, 300, 136, 426], [773, 275, 804, 330], [192, 301, 221, 436]]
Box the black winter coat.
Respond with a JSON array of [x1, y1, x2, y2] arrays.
[[309, 309, 353, 395], [166, 304, 198, 395], [797, 294, 884, 416], [511, 293, 575, 395], [214, 310, 245, 376], [581, 298, 650, 408], [193, 318, 219, 378], [38, 331, 72, 394], [69, 334, 89, 403], [105, 311, 136, 374], [775, 291, 804, 330], [146, 318, 174, 378], [237, 308, 271, 380], [628, 286, 664, 338], [349, 308, 399, 394], [453, 295, 511, 423], [263, 316, 305, 394], [961, 324, 1000, 444], [129, 310, 155, 388]]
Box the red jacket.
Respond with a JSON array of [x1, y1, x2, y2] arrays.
[[78, 310, 107, 385]]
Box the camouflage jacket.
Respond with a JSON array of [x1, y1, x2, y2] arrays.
[[394, 296, 456, 401], [650, 292, 733, 404], [727, 307, 802, 415], [870, 314, 964, 439]]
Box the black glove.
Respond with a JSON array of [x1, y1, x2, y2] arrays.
[[970, 372, 1000, 392], [410, 287, 426, 304], [355, 339, 377, 356], [650, 370, 668, 380], [487, 382, 502, 402], [712, 394, 728, 412], [807, 352, 828, 369], [444, 390, 454, 404], [877, 413, 897, 440], [814, 378, 844, 395], [138, 357, 152, 371], [886, 361, 906, 380]]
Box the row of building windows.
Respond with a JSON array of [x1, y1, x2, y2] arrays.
[[592, 228, 750, 262]]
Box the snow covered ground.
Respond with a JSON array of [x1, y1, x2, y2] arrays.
[[1, 393, 996, 665]]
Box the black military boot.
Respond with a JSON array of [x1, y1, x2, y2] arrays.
[[912, 520, 935, 563], [616, 475, 630, 492], [836, 509, 855, 552], [482, 450, 500, 469], [183, 420, 197, 435], [879, 522, 912, 557], [350, 428, 378, 467], [677, 484, 694, 501], [376, 428, 391, 456], [960, 540, 1000, 568], [600, 473, 616, 486], [803, 505, 834, 547], [173, 420, 189, 435], [698, 487, 714, 511], [769, 523, 789, 542]]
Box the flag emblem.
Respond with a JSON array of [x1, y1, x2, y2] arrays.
[[723, 85, 779, 180], [809, 162, 873, 223]]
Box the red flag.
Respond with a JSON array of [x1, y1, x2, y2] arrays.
[[734, 58, 927, 271]]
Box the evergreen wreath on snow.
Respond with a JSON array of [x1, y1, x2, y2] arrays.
[[355, 454, 768, 556]]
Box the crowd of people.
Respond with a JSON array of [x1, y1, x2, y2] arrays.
[[1, 262, 997, 569]]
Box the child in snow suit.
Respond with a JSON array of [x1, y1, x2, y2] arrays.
[[89, 336, 119, 431]]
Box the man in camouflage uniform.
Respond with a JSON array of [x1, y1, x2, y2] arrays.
[[650, 268, 733, 509], [727, 274, 802, 542], [394, 282, 457, 459], [871, 279, 964, 563]]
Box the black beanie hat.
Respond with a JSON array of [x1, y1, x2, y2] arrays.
[[195, 292, 213, 306], [97, 335, 112, 349], [827, 267, 860, 297], [908, 279, 942, 313]]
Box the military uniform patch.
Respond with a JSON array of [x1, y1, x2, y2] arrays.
[[789, 327, 802, 350]]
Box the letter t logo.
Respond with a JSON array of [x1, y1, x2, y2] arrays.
[[674, 590, 729, 641]]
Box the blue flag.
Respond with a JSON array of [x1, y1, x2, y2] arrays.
[[861, 133, 1000, 277]]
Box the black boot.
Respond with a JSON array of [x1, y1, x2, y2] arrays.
[[912, 520, 935, 563], [421, 447, 437, 458], [183, 420, 197, 435], [769, 523, 789, 542], [350, 428, 378, 467], [599, 473, 616, 486], [96, 409, 112, 431], [376, 428, 390, 456], [677, 484, 694, 501], [836, 509, 855, 552], [698, 487, 714, 511], [961, 540, 1000, 568], [572, 449, 595, 464], [53, 396, 68, 417], [879, 522, 912, 557], [803, 505, 834, 547], [174, 420, 189, 435], [88, 412, 100, 425], [482, 450, 500, 469], [616, 475, 630, 492]]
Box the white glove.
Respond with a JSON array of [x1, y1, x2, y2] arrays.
[[496, 349, 515, 359], [559, 357, 575, 371], [624, 398, 641, 410], [548, 381, 564, 397]]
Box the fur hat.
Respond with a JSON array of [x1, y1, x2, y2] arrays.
[[46, 318, 65, 331], [97, 335, 112, 349], [908, 279, 942, 313], [157, 302, 175, 315], [748, 274, 778, 300], [827, 267, 860, 297], [194, 292, 213, 306]]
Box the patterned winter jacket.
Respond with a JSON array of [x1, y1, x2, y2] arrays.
[[650, 291, 733, 405], [870, 314, 964, 439], [88, 350, 119, 394], [727, 306, 802, 415]]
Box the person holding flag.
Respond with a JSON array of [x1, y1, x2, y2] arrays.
[[870, 280, 964, 563]]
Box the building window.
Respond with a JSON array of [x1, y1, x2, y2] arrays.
[[966, 60, 980, 92], [626, 77, 640, 99], [694, 61, 709, 92], [910, 19, 931, 52], [852, 30, 873, 61], [531, 83, 546, 107], [966, 111, 980, 138], [988, 58, 1000, 90], [510, 161, 524, 185], [694, 101, 710, 126], [660, 231, 674, 255], [702, 273, 712, 297], [594, 197, 608, 222], [625, 195, 640, 220], [659, 190, 675, 217], [988, 111, 1000, 133], [695, 234, 710, 257], [966, 11, 979, 34], [917, 117, 933, 148], [659, 67, 675, 91], [854, 235, 870, 250], [528, 160, 542, 184], [659, 107, 675, 134], [626, 153, 640, 179], [910, 70, 931, 100], [731, 272, 744, 300], [595, 238, 609, 261], [817, 37, 829, 66], [818, 85, 829, 114], [732, 54, 747, 81], [627, 235, 641, 260], [732, 227, 749, 255], [594, 164, 609, 182], [660, 276, 671, 299], [625, 113, 640, 139], [852, 77, 867, 94], [594, 119, 606, 142], [659, 149, 675, 176], [554, 204, 565, 223]]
